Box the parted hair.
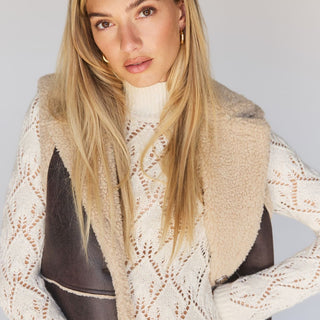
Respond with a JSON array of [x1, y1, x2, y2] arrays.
[[48, 0, 216, 260]]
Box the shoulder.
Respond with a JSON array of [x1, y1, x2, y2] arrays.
[[16, 95, 42, 160], [36, 73, 56, 116], [268, 131, 319, 176], [35, 73, 60, 124], [15, 74, 55, 156], [211, 79, 265, 120], [37, 73, 55, 95], [36, 74, 75, 181]]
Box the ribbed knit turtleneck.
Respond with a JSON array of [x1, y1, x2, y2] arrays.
[[124, 81, 168, 121]]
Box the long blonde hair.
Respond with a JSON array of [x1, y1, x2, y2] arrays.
[[49, 0, 216, 260]]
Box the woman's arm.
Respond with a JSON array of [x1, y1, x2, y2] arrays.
[[212, 132, 320, 320], [0, 97, 66, 319]]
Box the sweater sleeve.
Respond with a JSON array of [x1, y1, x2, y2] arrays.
[[0, 97, 66, 319], [212, 131, 320, 320]]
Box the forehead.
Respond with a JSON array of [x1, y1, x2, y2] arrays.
[[85, 0, 165, 13]]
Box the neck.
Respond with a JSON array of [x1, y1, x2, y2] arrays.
[[124, 81, 168, 121]]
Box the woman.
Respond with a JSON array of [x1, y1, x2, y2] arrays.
[[0, 0, 319, 319]]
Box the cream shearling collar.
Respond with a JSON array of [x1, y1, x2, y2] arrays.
[[38, 74, 271, 319]]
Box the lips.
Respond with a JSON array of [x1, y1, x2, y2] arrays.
[[124, 56, 152, 67], [124, 56, 153, 74]]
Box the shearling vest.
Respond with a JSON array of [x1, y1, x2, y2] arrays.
[[41, 148, 274, 320], [37, 74, 273, 319]]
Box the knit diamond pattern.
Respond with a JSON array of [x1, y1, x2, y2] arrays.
[[0, 86, 320, 319], [0, 97, 66, 319], [124, 116, 215, 319]]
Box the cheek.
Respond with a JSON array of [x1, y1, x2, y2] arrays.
[[91, 33, 104, 54], [92, 33, 117, 62], [149, 19, 180, 55]]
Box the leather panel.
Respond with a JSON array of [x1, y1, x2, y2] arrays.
[[41, 149, 117, 319], [45, 280, 117, 320], [227, 206, 274, 320]]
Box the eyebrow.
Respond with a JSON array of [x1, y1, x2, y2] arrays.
[[88, 0, 160, 18]]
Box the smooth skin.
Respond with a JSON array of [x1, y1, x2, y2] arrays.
[[87, 0, 186, 87]]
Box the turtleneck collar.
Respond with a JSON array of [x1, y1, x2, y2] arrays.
[[124, 81, 168, 121]]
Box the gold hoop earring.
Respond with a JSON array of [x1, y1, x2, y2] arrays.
[[102, 55, 109, 64], [180, 30, 185, 45]]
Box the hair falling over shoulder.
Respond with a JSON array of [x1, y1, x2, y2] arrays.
[[48, 0, 217, 261]]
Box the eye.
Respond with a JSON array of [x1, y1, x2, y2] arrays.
[[95, 20, 113, 30], [138, 7, 155, 18]]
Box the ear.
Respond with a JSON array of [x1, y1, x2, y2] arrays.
[[178, 0, 186, 31]]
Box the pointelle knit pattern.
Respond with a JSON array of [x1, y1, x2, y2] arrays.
[[123, 81, 215, 319], [0, 81, 319, 319]]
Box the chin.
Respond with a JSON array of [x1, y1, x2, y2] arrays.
[[128, 78, 166, 88], [121, 70, 167, 88]]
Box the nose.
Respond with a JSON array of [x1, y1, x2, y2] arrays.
[[119, 23, 142, 53]]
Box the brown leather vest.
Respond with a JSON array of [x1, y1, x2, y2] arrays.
[[41, 149, 274, 320]]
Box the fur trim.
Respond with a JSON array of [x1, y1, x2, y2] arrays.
[[86, 143, 135, 320], [38, 75, 59, 194], [37, 74, 134, 320], [199, 81, 271, 283]]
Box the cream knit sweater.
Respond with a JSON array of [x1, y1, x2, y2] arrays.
[[0, 82, 319, 319], [124, 82, 215, 319]]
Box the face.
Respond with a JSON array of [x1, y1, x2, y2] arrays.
[[86, 0, 186, 87]]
